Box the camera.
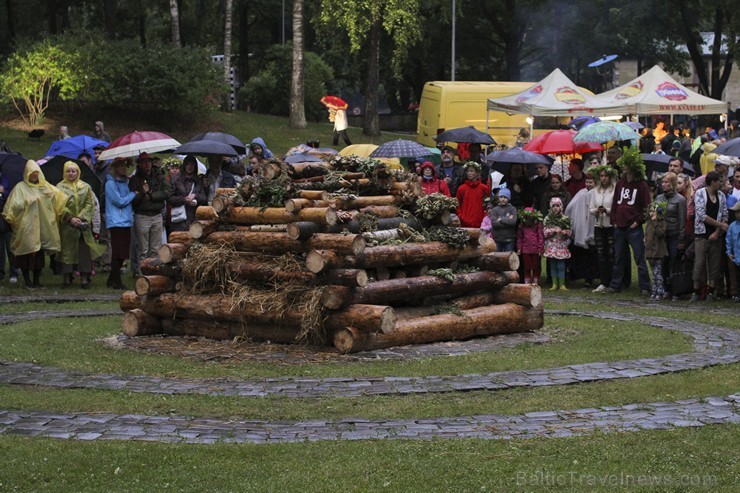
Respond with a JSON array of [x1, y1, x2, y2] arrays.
[[78, 220, 90, 231]]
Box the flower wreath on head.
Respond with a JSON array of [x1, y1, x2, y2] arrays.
[[588, 164, 618, 181], [646, 200, 667, 220], [518, 207, 543, 224], [463, 161, 481, 173]]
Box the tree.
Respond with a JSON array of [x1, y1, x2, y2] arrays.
[[0, 40, 83, 126], [223, 0, 234, 111], [317, 0, 421, 136], [289, 0, 307, 129], [169, 0, 181, 47]]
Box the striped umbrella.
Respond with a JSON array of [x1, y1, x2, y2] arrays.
[[98, 131, 180, 160], [370, 139, 434, 158]]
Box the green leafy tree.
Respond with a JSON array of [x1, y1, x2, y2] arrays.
[[0, 39, 84, 126], [316, 0, 421, 136]]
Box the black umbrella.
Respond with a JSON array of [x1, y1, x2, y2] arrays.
[[435, 126, 496, 145], [485, 148, 553, 177], [40, 156, 103, 199], [174, 140, 239, 157], [713, 137, 740, 157], [188, 131, 246, 154], [283, 153, 323, 164], [0, 152, 28, 192], [641, 153, 695, 179]]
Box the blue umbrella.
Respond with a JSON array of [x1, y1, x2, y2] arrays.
[[283, 153, 323, 164], [573, 121, 641, 144], [568, 116, 600, 131], [45, 135, 109, 163], [370, 139, 433, 158], [0, 152, 28, 192], [624, 121, 644, 131], [189, 132, 246, 154], [435, 126, 496, 145], [174, 140, 239, 157]]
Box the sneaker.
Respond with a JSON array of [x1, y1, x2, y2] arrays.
[[592, 284, 607, 293], [602, 287, 619, 294], [9, 276, 18, 284], [689, 293, 700, 303]]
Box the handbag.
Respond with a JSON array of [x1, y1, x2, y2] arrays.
[[170, 183, 194, 224], [670, 252, 694, 296]]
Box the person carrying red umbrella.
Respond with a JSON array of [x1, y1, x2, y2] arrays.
[[321, 96, 351, 147]]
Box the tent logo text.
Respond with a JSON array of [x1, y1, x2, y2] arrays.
[[656, 82, 688, 101], [615, 81, 643, 100], [516, 85, 542, 104], [554, 86, 586, 105]]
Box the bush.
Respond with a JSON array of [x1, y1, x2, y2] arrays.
[[239, 44, 333, 121]]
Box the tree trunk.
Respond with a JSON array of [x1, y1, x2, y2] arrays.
[[226, 260, 316, 284], [289, 0, 306, 129], [333, 304, 543, 353], [139, 258, 182, 278], [158, 243, 190, 263], [469, 252, 520, 271], [363, 18, 381, 136], [305, 241, 497, 273], [287, 216, 421, 241], [324, 304, 396, 333], [161, 318, 300, 343], [223, 0, 234, 111], [122, 309, 162, 337], [205, 231, 365, 255], [134, 275, 177, 296], [333, 195, 402, 209], [222, 206, 337, 225], [189, 220, 218, 239], [168, 0, 181, 47]]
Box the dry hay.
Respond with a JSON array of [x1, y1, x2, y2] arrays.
[[181, 243, 242, 294]]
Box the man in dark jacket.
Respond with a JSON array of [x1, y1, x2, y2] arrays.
[[604, 156, 652, 294], [435, 146, 465, 197], [530, 162, 551, 211], [128, 153, 171, 273]]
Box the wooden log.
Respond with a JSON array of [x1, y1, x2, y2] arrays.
[[160, 318, 300, 343], [348, 271, 518, 305], [167, 231, 193, 245], [319, 269, 369, 288], [134, 275, 177, 296], [362, 229, 402, 244], [286, 216, 422, 241], [119, 290, 139, 311], [359, 205, 401, 218], [254, 161, 282, 179], [320, 285, 354, 309], [159, 243, 190, 263], [205, 231, 365, 255], [306, 240, 497, 273], [333, 304, 543, 353], [215, 188, 236, 196], [333, 195, 401, 209], [196, 206, 218, 221], [391, 269, 407, 279], [375, 266, 391, 281], [212, 195, 232, 213], [469, 251, 520, 271], [139, 258, 182, 278], [224, 206, 337, 226], [288, 162, 331, 176], [249, 224, 289, 232], [121, 309, 162, 337], [284, 198, 331, 213], [460, 228, 489, 246], [490, 283, 542, 308], [299, 190, 329, 200], [324, 304, 396, 333], [189, 220, 218, 240]]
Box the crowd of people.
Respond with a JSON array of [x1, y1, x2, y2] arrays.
[[415, 122, 740, 302]]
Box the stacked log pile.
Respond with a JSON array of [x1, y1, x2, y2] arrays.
[[120, 156, 544, 353]]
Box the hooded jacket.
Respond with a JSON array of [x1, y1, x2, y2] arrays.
[[610, 176, 651, 228], [105, 170, 136, 229], [93, 121, 111, 143], [455, 178, 490, 228], [2, 160, 66, 256], [250, 137, 274, 159], [419, 162, 450, 196]]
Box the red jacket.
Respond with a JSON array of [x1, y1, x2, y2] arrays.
[[456, 179, 490, 228], [419, 162, 451, 196], [516, 221, 544, 254]]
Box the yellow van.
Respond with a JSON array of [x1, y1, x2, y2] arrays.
[[417, 81, 572, 148]]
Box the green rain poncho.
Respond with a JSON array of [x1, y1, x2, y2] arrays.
[[56, 161, 106, 264], [2, 160, 66, 256]]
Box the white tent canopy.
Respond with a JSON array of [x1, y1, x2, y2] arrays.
[[486, 68, 613, 117], [586, 65, 727, 115]]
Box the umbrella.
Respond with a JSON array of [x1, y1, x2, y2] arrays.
[[44, 135, 109, 163], [283, 153, 323, 164], [524, 130, 603, 154], [568, 116, 600, 131], [320, 95, 348, 110], [435, 126, 496, 145], [624, 121, 644, 131], [338, 144, 379, 157], [485, 148, 552, 178], [713, 137, 740, 157], [40, 156, 103, 198], [0, 152, 28, 192], [573, 121, 641, 144], [188, 132, 246, 154], [99, 131, 180, 160], [370, 139, 435, 159], [173, 140, 238, 157], [641, 153, 695, 178]]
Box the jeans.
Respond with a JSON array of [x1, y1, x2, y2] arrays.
[[0, 231, 18, 279], [663, 234, 679, 293], [593, 227, 614, 287], [495, 240, 516, 252], [134, 213, 164, 274], [610, 225, 650, 291]]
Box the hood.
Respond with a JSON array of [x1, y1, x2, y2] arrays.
[[95, 121, 105, 132], [61, 161, 82, 190], [420, 161, 436, 176], [24, 160, 48, 186]]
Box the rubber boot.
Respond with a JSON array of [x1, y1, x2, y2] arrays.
[[549, 277, 559, 291], [32, 269, 43, 288], [81, 272, 91, 289], [21, 269, 35, 289], [558, 277, 568, 291], [62, 273, 73, 288], [107, 260, 119, 288], [524, 276, 531, 285]]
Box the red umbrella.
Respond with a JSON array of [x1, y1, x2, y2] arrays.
[[98, 131, 181, 160], [523, 129, 602, 155], [320, 95, 348, 110]]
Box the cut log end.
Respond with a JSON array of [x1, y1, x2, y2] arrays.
[[122, 309, 162, 337]]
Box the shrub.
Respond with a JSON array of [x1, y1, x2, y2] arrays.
[[239, 44, 333, 121]]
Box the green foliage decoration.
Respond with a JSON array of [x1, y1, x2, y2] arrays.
[[616, 146, 647, 180], [414, 193, 458, 220]]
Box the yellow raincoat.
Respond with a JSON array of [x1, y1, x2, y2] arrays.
[[1, 160, 66, 256], [56, 161, 106, 265]]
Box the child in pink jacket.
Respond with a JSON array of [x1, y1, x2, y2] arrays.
[[516, 207, 544, 284]]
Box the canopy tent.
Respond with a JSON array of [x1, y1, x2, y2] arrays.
[[486, 68, 609, 117], [587, 65, 727, 115]]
